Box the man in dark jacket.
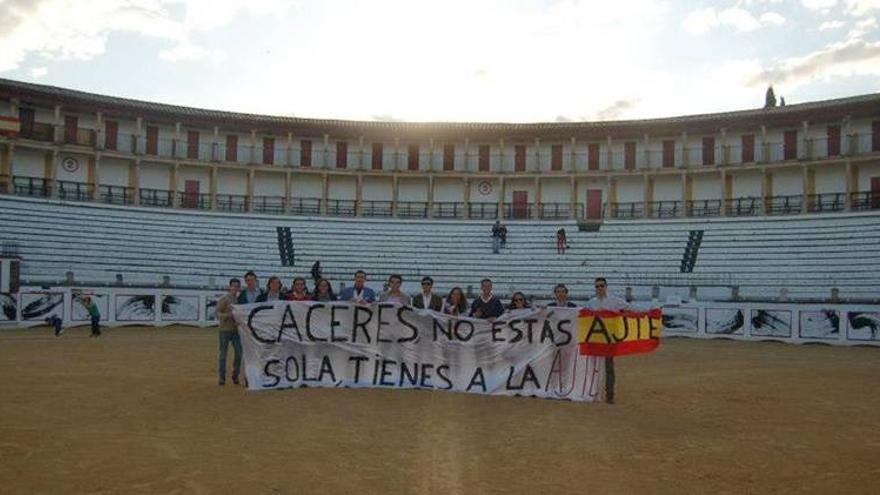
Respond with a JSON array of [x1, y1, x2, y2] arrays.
[[412, 276, 443, 311], [237, 271, 264, 304], [469, 278, 504, 320]]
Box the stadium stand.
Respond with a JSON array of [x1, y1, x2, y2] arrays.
[[1, 194, 878, 302]]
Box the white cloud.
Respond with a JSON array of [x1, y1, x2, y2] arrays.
[[759, 12, 786, 25], [682, 7, 719, 34], [29, 66, 48, 79], [747, 38, 880, 87], [802, 0, 838, 10], [843, 0, 880, 15], [848, 15, 878, 36], [682, 7, 786, 34], [159, 40, 211, 62], [0, 0, 293, 72], [819, 19, 847, 29]]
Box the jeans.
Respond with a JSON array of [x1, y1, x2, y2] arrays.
[[218, 331, 242, 383], [90, 316, 101, 336], [605, 356, 615, 402], [492, 236, 502, 254]]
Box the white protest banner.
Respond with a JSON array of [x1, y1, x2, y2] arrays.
[[234, 301, 605, 402]]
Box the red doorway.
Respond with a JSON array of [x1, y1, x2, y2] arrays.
[[586, 189, 602, 220], [512, 191, 528, 218], [183, 180, 200, 208]]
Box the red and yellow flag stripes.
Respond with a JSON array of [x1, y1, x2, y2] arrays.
[[577, 308, 662, 356]]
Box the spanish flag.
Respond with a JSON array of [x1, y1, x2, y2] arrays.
[[577, 308, 662, 356]]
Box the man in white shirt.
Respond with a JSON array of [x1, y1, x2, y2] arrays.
[[586, 277, 629, 404]]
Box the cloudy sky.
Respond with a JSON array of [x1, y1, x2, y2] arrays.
[[1, 0, 879, 122]]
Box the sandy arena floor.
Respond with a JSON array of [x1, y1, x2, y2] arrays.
[[0, 326, 877, 494]]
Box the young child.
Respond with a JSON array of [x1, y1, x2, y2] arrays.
[[82, 296, 101, 337]]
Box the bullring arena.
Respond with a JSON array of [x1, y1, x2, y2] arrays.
[[1, 78, 879, 494]]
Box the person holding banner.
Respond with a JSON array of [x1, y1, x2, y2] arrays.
[[443, 287, 469, 316], [313, 278, 336, 301], [379, 274, 411, 305], [507, 291, 531, 310], [470, 278, 504, 320], [547, 283, 577, 307], [286, 277, 311, 301], [412, 276, 443, 311], [215, 278, 242, 386], [338, 270, 376, 303], [237, 271, 264, 304], [256, 276, 284, 302], [586, 277, 629, 404]]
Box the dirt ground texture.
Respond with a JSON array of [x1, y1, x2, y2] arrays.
[[0, 326, 877, 495]]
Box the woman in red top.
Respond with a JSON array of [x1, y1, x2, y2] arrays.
[[286, 277, 312, 301]]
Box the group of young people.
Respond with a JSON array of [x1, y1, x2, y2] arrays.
[[214, 269, 626, 403]]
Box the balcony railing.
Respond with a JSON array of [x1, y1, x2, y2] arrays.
[[139, 188, 173, 207], [766, 194, 803, 215], [537, 202, 581, 219], [19, 122, 54, 142], [326, 199, 357, 216], [647, 200, 683, 218], [608, 202, 644, 219], [13, 176, 49, 197], [290, 198, 321, 215], [56, 180, 93, 201], [468, 202, 499, 220], [9, 120, 880, 173], [63, 128, 96, 147], [725, 197, 761, 217], [99, 185, 134, 205], [177, 192, 211, 210], [851, 191, 880, 211], [432, 202, 464, 219], [685, 199, 722, 217], [362, 200, 393, 217], [5, 175, 878, 221], [216, 194, 248, 212], [397, 201, 428, 218], [253, 196, 285, 214], [502, 202, 533, 219]]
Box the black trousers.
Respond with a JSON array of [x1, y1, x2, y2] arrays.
[[605, 356, 615, 401]]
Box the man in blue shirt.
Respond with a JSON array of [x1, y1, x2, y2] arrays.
[[338, 270, 376, 303]]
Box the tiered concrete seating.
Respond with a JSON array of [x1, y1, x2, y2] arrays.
[[2, 194, 878, 301]]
